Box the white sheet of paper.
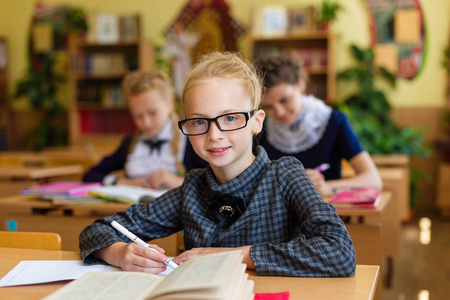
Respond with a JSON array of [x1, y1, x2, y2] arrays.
[[0, 260, 120, 287], [0, 259, 174, 287]]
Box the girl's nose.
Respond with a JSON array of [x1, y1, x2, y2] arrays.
[[141, 115, 152, 127], [206, 121, 224, 140], [274, 104, 285, 118]]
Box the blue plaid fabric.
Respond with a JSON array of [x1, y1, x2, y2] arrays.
[[80, 146, 356, 277]]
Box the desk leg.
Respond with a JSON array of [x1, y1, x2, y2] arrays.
[[385, 256, 394, 288]]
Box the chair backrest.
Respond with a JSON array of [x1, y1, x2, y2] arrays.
[[0, 231, 62, 251], [345, 224, 381, 266]]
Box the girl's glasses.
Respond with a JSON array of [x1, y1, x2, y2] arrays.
[[178, 111, 255, 136]]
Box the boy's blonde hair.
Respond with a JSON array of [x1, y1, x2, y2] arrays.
[[181, 52, 262, 111], [121, 70, 173, 103]]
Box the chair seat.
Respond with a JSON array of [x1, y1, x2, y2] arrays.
[[0, 231, 62, 250]]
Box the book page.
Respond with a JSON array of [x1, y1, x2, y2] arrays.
[[43, 272, 163, 300], [149, 251, 242, 298]]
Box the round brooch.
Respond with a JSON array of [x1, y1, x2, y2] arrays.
[[219, 205, 235, 217]]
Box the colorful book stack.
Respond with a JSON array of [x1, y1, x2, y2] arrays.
[[21, 181, 104, 205], [328, 188, 381, 209]]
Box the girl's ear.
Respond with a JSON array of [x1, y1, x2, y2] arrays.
[[252, 109, 266, 135]]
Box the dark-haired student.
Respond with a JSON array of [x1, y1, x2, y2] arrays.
[[256, 53, 382, 197]]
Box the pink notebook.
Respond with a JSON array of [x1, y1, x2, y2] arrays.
[[254, 291, 290, 300], [329, 188, 381, 209], [21, 181, 102, 196]]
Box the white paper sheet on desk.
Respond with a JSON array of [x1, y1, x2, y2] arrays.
[[0, 260, 120, 287], [0, 260, 174, 287]]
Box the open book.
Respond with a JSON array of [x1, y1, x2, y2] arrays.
[[43, 251, 254, 300], [88, 185, 169, 204]]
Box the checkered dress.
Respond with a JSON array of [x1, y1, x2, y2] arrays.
[[80, 147, 356, 277]]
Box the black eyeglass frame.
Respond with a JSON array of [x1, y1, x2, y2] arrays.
[[178, 111, 256, 136]]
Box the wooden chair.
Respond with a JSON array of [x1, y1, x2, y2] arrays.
[[0, 231, 62, 250]]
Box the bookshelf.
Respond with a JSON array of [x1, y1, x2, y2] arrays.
[[436, 34, 450, 216], [250, 30, 336, 103], [68, 38, 155, 147], [0, 37, 9, 150]]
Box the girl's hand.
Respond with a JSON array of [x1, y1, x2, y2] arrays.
[[95, 242, 168, 274], [115, 177, 148, 187], [305, 169, 333, 197], [172, 247, 232, 265], [144, 170, 184, 190]]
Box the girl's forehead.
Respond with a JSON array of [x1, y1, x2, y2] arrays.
[[183, 81, 252, 117]]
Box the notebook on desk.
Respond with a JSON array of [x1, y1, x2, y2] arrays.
[[329, 188, 381, 209], [87, 185, 169, 204]]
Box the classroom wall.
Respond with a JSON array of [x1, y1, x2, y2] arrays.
[[1, 0, 449, 109]]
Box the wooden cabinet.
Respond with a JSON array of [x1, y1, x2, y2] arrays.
[[0, 37, 9, 150], [437, 163, 450, 216], [68, 39, 155, 147], [250, 30, 336, 102]]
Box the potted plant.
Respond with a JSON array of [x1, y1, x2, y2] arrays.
[[14, 55, 67, 150], [317, 0, 344, 30], [13, 5, 87, 150], [336, 44, 431, 207]]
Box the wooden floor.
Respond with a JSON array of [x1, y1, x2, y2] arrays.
[[383, 208, 450, 300]]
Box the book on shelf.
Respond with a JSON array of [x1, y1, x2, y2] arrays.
[[328, 188, 381, 209], [87, 184, 169, 204], [96, 14, 120, 44], [85, 13, 141, 44], [119, 14, 140, 42], [74, 53, 128, 76], [21, 181, 102, 197], [43, 251, 254, 300]]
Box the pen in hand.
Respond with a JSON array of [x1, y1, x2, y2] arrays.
[[111, 221, 178, 269], [315, 163, 330, 173]]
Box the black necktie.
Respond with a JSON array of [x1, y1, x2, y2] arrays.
[[143, 139, 167, 156]]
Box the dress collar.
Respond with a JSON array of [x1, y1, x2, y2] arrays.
[[205, 146, 270, 195]]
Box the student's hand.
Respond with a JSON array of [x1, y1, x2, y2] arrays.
[[95, 242, 168, 274], [143, 170, 184, 190], [305, 169, 333, 197], [115, 177, 148, 187]]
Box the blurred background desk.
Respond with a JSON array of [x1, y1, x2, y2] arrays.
[[327, 191, 392, 300], [0, 194, 181, 255], [0, 164, 83, 183], [0, 148, 101, 198]]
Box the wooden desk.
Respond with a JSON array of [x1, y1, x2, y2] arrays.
[[377, 167, 410, 223], [0, 165, 84, 183], [327, 191, 392, 300], [0, 195, 181, 255], [327, 191, 391, 221], [0, 164, 85, 198], [0, 247, 380, 300], [0, 148, 101, 170]]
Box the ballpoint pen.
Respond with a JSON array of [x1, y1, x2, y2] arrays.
[[315, 163, 330, 173], [111, 221, 179, 269]]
